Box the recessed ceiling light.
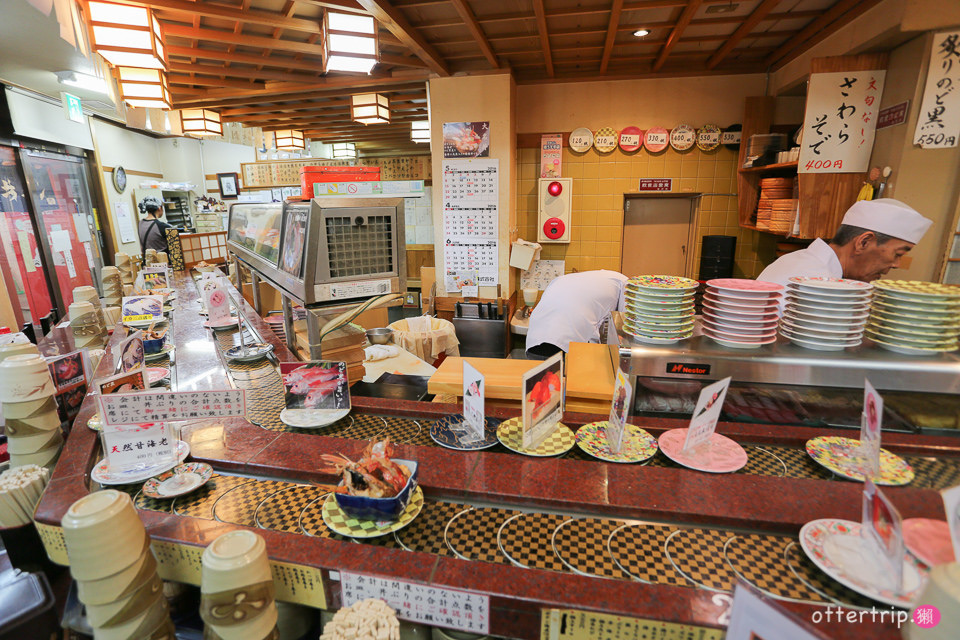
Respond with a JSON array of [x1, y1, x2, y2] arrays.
[[705, 3, 739, 14], [633, 29, 650, 37]]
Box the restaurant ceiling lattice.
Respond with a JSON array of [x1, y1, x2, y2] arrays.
[[128, 0, 880, 150]]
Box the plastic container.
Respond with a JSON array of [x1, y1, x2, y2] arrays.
[[299, 166, 381, 200], [0, 571, 58, 640]]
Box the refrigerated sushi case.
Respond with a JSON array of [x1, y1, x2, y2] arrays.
[[612, 312, 960, 434], [226, 197, 406, 357]]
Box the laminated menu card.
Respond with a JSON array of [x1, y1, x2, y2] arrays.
[[97, 369, 147, 396], [116, 331, 144, 373], [521, 353, 563, 450], [101, 422, 176, 472], [682, 377, 731, 453], [860, 379, 882, 480], [280, 361, 350, 427], [606, 369, 632, 455], [461, 360, 485, 443], [201, 274, 232, 325], [121, 295, 163, 322], [139, 265, 169, 291], [862, 479, 904, 593], [46, 349, 91, 423]]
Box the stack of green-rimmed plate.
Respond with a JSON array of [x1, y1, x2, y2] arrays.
[[623, 275, 698, 344], [867, 280, 960, 355]]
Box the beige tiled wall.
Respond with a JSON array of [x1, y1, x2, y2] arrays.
[[516, 145, 773, 278]]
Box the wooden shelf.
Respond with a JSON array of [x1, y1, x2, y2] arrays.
[[739, 161, 798, 174]]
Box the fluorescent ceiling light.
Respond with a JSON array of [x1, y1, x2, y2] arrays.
[[55, 71, 108, 93], [633, 29, 650, 37]]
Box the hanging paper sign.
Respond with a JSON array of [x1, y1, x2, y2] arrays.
[[669, 124, 696, 151], [861, 379, 883, 480], [941, 484, 960, 563], [682, 377, 731, 453], [116, 331, 145, 373], [799, 70, 886, 173], [121, 295, 162, 322], [568, 127, 593, 152], [593, 127, 618, 153], [102, 422, 177, 472], [618, 126, 643, 152], [521, 352, 563, 450], [462, 360, 485, 443], [99, 389, 246, 426], [644, 127, 669, 152], [606, 369, 632, 454], [721, 125, 742, 147], [696, 124, 722, 151], [540, 134, 563, 178], [914, 31, 960, 148], [862, 479, 904, 592]]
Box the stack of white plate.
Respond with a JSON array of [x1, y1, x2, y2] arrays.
[[780, 277, 872, 351], [701, 279, 782, 348], [866, 280, 960, 355], [622, 275, 698, 344]]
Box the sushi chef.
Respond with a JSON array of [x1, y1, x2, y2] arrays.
[[757, 199, 933, 287], [526, 270, 628, 359]]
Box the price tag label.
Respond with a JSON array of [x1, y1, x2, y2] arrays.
[[619, 134, 640, 147], [721, 130, 742, 145], [698, 130, 721, 146], [594, 134, 617, 149], [683, 377, 731, 453], [646, 132, 667, 145], [670, 129, 694, 145], [570, 135, 590, 148]]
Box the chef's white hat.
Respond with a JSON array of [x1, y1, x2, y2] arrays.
[[841, 198, 932, 244]]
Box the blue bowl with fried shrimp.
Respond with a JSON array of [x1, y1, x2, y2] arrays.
[[333, 459, 418, 521]]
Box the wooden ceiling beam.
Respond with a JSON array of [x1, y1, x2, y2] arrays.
[[166, 46, 323, 73], [163, 24, 325, 56], [257, 0, 299, 73], [653, 0, 702, 72], [707, 0, 782, 69], [531, 0, 553, 78], [220, 91, 425, 116], [168, 62, 322, 84], [379, 53, 430, 69], [296, 0, 367, 14], [769, 0, 881, 69], [126, 0, 321, 33], [226, 107, 428, 124], [171, 76, 428, 108], [449, 0, 499, 69], [167, 74, 265, 89], [600, 0, 625, 74], [355, 0, 450, 75]]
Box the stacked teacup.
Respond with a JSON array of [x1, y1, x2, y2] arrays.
[[69, 300, 105, 349], [0, 354, 63, 469], [62, 491, 175, 639], [201, 530, 279, 640], [73, 286, 109, 345], [144, 249, 158, 265], [0, 340, 39, 363], [102, 267, 123, 306], [116, 252, 135, 286]]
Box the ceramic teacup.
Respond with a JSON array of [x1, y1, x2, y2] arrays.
[[206, 605, 278, 640], [0, 341, 39, 364], [90, 594, 172, 640], [77, 546, 159, 605], [7, 424, 62, 454], [2, 395, 58, 420], [200, 531, 272, 596], [9, 445, 60, 469], [62, 491, 148, 581], [0, 354, 55, 403], [85, 573, 164, 628]]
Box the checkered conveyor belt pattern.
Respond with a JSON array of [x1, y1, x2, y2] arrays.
[[126, 473, 881, 608]]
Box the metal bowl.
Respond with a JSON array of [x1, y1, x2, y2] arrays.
[[365, 328, 394, 345]]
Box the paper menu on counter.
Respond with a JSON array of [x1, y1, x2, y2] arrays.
[[462, 360, 485, 443], [97, 369, 147, 397], [606, 369, 631, 455], [860, 379, 883, 480], [940, 484, 960, 564], [682, 377, 731, 453], [862, 479, 904, 592], [521, 353, 564, 450]]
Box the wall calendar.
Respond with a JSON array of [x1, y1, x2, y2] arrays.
[[441, 158, 499, 292]]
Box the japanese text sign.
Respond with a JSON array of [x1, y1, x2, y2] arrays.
[[682, 377, 731, 453], [914, 31, 960, 148], [98, 389, 246, 427], [340, 572, 489, 634], [799, 70, 886, 173], [540, 133, 562, 178], [862, 479, 904, 593], [117, 331, 145, 373], [102, 422, 176, 471]]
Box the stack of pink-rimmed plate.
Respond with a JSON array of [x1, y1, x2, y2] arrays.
[[780, 277, 872, 351], [701, 279, 782, 348]]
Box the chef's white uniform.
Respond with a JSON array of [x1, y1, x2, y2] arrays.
[[526, 270, 628, 354], [756, 238, 842, 287]]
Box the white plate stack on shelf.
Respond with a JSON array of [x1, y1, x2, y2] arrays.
[[701, 279, 782, 348], [780, 277, 872, 351], [866, 280, 960, 355], [622, 275, 698, 344]]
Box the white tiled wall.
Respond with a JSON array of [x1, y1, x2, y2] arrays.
[[404, 188, 433, 246]]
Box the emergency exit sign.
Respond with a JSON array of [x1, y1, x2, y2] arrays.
[[638, 178, 672, 192], [61, 92, 83, 123]]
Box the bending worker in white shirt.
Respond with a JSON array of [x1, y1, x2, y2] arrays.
[[757, 199, 933, 287], [525, 270, 628, 359]]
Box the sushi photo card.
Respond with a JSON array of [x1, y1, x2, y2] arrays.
[[116, 331, 144, 373], [460, 360, 485, 443], [682, 376, 731, 453], [860, 379, 883, 480], [521, 353, 563, 450], [139, 265, 169, 291], [46, 349, 91, 423], [121, 295, 163, 322], [606, 369, 632, 455], [97, 369, 147, 396], [862, 479, 904, 593], [279, 361, 350, 428]]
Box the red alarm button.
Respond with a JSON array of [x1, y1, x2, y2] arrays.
[[543, 217, 565, 239]]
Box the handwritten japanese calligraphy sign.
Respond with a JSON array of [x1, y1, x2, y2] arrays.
[[98, 389, 246, 427], [799, 70, 886, 173], [102, 422, 176, 471], [339, 572, 489, 634], [914, 31, 960, 148]]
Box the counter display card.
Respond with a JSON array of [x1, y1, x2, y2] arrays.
[[521, 353, 564, 450], [442, 121, 490, 158], [725, 583, 830, 640], [442, 158, 499, 292], [540, 134, 562, 178], [682, 377, 732, 453], [101, 422, 176, 472], [914, 30, 960, 148], [340, 571, 489, 634], [940, 483, 960, 562], [606, 369, 631, 455], [860, 379, 883, 480], [280, 362, 350, 412], [461, 360, 485, 443], [97, 369, 147, 396], [46, 349, 90, 422], [200, 274, 231, 325], [280, 206, 308, 278], [140, 265, 169, 291], [98, 389, 246, 427], [799, 69, 886, 173], [862, 479, 904, 592], [121, 295, 163, 322], [116, 331, 145, 373]]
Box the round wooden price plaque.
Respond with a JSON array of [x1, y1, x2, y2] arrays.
[[644, 127, 669, 153], [619, 126, 644, 152]]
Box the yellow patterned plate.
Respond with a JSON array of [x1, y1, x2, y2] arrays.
[[593, 127, 619, 153], [805, 436, 914, 486], [496, 417, 575, 457], [872, 280, 960, 299], [320, 486, 423, 539], [575, 422, 658, 463]]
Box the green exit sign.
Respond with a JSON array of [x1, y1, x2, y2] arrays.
[[61, 92, 83, 123]]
